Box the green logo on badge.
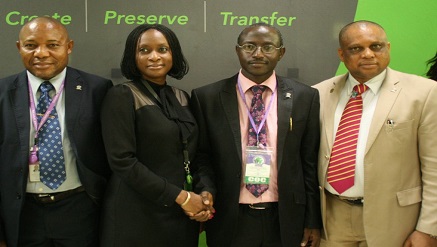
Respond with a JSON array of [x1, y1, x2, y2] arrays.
[[253, 156, 264, 166]]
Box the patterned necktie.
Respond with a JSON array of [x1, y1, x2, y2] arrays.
[[327, 84, 368, 194], [37, 81, 66, 190], [246, 85, 269, 197]]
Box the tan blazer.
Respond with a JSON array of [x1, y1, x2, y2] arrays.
[[314, 68, 437, 246]]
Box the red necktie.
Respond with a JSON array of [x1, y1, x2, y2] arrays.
[[246, 85, 269, 197], [327, 84, 368, 194]]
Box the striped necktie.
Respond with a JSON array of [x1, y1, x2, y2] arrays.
[[327, 84, 368, 194]]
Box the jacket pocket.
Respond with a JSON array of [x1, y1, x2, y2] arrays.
[[396, 186, 422, 206]]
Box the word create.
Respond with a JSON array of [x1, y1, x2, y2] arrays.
[[5, 11, 72, 25]]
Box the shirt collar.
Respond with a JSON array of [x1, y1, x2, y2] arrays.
[[238, 69, 277, 93], [27, 68, 67, 95], [346, 69, 386, 95]]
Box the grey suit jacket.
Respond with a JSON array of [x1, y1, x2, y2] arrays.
[[191, 74, 321, 247], [314, 68, 437, 246], [0, 67, 112, 247]]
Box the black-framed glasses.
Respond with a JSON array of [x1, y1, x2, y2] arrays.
[[237, 43, 283, 54]]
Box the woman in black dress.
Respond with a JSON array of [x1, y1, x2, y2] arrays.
[[100, 24, 215, 247]]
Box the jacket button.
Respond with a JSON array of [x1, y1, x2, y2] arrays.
[[325, 155, 330, 160], [236, 173, 241, 178], [16, 193, 22, 199]]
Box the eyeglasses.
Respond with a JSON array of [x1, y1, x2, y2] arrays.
[[237, 43, 283, 54]]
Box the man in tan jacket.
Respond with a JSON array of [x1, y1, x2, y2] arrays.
[[314, 20, 437, 246]]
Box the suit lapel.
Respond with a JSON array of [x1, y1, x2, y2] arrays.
[[365, 68, 401, 154], [322, 75, 347, 150], [220, 76, 243, 162], [10, 72, 31, 163], [276, 77, 293, 170], [64, 67, 84, 138]]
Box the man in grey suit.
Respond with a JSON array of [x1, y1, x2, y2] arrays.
[[191, 23, 322, 247], [0, 17, 112, 247], [314, 20, 437, 246]]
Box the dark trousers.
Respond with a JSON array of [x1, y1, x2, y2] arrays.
[[18, 191, 99, 247], [230, 203, 282, 247]]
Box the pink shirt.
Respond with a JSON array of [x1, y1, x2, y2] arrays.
[[237, 70, 279, 204]]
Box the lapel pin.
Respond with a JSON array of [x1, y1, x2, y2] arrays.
[[330, 82, 336, 93], [285, 92, 292, 99], [351, 90, 358, 99], [76, 85, 82, 91]]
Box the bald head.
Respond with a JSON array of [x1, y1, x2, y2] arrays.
[[19, 17, 70, 41], [17, 16, 73, 80], [337, 20, 391, 83], [339, 21, 387, 48]]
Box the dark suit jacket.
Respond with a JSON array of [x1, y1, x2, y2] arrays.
[[0, 67, 112, 247], [190, 74, 322, 247]]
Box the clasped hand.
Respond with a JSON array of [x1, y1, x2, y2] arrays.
[[180, 191, 215, 222]]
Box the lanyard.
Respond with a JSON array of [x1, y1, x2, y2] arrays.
[[237, 79, 276, 142], [28, 80, 65, 163]]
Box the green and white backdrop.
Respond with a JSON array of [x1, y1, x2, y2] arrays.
[[1, 0, 435, 246]]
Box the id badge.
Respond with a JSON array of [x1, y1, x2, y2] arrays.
[[29, 149, 40, 182], [244, 146, 272, 185], [29, 162, 41, 182]]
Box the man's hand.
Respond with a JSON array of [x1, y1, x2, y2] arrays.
[[189, 191, 215, 222], [200, 191, 215, 212], [403, 230, 437, 247], [301, 228, 321, 247]]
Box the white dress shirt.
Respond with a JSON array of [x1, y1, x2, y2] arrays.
[[325, 70, 386, 197]]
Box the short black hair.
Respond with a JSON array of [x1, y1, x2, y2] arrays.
[[426, 52, 437, 81], [237, 22, 284, 47], [120, 24, 189, 81]]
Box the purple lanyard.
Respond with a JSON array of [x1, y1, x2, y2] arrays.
[[237, 79, 276, 140], [28, 80, 65, 163]]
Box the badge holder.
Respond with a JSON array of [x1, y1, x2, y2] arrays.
[[244, 146, 273, 185], [29, 145, 41, 182]]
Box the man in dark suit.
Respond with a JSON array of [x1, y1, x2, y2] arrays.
[[191, 23, 322, 247], [0, 17, 112, 247]]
